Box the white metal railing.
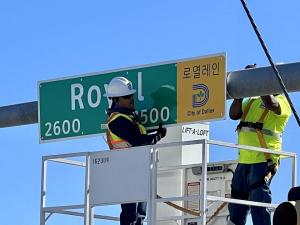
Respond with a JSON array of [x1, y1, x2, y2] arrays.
[[40, 139, 297, 225]]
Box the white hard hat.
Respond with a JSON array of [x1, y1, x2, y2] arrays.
[[104, 76, 136, 97]]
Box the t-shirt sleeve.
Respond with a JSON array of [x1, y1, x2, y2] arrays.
[[276, 95, 292, 118]]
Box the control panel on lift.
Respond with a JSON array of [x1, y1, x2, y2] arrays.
[[184, 161, 237, 225]]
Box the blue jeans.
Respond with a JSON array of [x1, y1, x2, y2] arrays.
[[228, 163, 272, 225], [120, 202, 147, 225]]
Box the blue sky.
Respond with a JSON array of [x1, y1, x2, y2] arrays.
[[1, 1, 300, 225]]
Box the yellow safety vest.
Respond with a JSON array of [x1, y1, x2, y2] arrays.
[[106, 112, 147, 150], [237, 95, 291, 164], [238, 99, 271, 161]]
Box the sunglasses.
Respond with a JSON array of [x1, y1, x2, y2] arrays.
[[121, 94, 134, 99]]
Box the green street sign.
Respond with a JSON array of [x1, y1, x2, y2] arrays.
[[39, 53, 226, 142]]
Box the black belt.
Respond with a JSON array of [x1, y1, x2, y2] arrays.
[[237, 121, 263, 130]]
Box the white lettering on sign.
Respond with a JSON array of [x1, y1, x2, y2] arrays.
[[182, 127, 209, 136], [104, 84, 113, 108], [137, 72, 144, 101], [71, 73, 145, 111], [44, 118, 81, 137], [71, 83, 102, 111], [137, 107, 170, 125], [71, 83, 84, 110], [87, 85, 101, 108]]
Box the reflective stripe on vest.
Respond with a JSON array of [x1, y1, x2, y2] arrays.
[[239, 127, 282, 140], [106, 112, 146, 150]]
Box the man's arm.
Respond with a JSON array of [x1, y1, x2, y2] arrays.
[[261, 95, 281, 115], [229, 98, 244, 120], [108, 117, 163, 146]]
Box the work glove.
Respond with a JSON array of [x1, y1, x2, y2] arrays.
[[157, 122, 167, 138], [267, 159, 278, 175]]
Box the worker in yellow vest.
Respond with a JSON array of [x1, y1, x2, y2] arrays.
[[227, 65, 291, 225], [104, 76, 167, 225]]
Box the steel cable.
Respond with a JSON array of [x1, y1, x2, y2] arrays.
[[240, 0, 300, 127]]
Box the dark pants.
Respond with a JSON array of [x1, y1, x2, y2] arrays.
[[120, 202, 147, 225], [228, 163, 272, 225]]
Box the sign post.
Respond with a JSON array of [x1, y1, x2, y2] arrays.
[[38, 53, 226, 142]]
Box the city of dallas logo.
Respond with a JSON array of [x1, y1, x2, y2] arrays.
[[192, 84, 209, 107]]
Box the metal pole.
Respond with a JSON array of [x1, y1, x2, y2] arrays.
[[200, 139, 207, 225], [148, 148, 153, 225], [90, 207, 94, 225], [292, 154, 298, 187], [1, 62, 300, 128], [150, 148, 158, 225], [0, 101, 38, 128], [40, 159, 47, 225], [227, 62, 300, 99], [84, 153, 92, 225]]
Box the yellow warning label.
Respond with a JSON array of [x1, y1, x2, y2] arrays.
[[177, 55, 226, 123]]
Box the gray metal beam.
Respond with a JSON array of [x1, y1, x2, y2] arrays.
[[226, 62, 300, 99], [1, 62, 300, 128], [0, 101, 38, 128]]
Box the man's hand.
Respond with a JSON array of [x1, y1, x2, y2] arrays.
[[267, 159, 278, 175], [157, 123, 167, 138], [229, 98, 244, 120], [261, 95, 281, 115]]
